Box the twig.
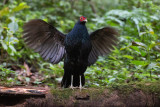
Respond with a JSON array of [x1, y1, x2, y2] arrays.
[[88, 0, 96, 14], [3, 0, 9, 5]]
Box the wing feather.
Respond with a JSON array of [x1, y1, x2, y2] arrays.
[[88, 27, 119, 66], [51, 44, 59, 63], [23, 19, 66, 64]]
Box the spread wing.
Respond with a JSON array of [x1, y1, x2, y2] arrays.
[[23, 19, 66, 64], [88, 27, 119, 66]]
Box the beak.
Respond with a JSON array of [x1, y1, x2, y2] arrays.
[[84, 19, 87, 22]]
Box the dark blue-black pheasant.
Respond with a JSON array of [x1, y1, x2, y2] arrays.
[[23, 16, 119, 90]]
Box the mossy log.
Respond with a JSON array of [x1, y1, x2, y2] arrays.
[[0, 81, 160, 107]]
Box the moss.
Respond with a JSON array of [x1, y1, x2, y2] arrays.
[[108, 81, 160, 97], [49, 81, 160, 105], [135, 81, 160, 94], [0, 82, 26, 87], [50, 87, 105, 105], [51, 88, 73, 100], [108, 83, 135, 95], [134, 81, 160, 100], [83, 88, 105, 100]]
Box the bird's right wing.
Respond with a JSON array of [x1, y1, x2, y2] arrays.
[[23, 19, 66, 64]]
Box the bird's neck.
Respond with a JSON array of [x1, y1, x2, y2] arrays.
[[72, 22, 88, 38], [77, 20, 86, 25]]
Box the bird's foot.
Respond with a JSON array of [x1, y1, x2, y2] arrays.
[[80, 87, 87, 89], [79, 86, 87, 92], [69, 85, 78, 90], [70, 86, 86, 91]]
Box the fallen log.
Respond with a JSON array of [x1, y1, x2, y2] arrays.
[[0, 81, 160, 107]]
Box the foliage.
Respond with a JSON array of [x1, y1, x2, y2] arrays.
[[0, 0, 160, 87]]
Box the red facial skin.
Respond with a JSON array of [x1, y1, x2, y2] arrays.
[[80, 16, 87, 22]]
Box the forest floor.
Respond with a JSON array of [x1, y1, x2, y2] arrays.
[[0, 81, 160, 107]]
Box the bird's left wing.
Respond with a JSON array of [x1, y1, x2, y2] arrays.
[[88, 27, 119, 66], [23, 19, 65, 64]]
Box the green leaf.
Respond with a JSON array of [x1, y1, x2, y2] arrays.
[[123, 55, 134, 59], [0, 7, 9, 18], [147, 63, 157, 70], [9, 45, 16, 52], [132, 18, 140, 34], [156, 59, 160, 62], [131, 46, 140, 52], [1, 41, 8, 50], [120, 43, 132, 50], [8, 22, 18, 33], [11, 2, 29, 13], [149, 42, 160, 49], [131, 60, 148, 66], [25, 77, 30, 83], [140, 50, 146, 57], [132, 41, 147, 48], [139, 32, 146, 36], [107, 16, 124, 26]]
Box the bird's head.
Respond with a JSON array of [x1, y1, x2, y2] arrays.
[[79, 16, 87, 23]]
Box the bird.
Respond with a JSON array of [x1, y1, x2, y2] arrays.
[[23, 16, 119, 90]]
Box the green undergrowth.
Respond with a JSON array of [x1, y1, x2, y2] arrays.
[[0, 0, 160, 89]]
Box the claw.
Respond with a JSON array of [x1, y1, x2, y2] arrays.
[[70, 86, 77, 90]]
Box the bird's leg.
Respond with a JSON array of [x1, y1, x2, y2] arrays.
[[79, 75, 82, 92], [79, 75, 86, 92], [70, 75, 74, 89], [70, 75, 77, 90]]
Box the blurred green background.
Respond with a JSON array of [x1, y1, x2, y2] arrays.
[[0, 0, 160, 87]]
